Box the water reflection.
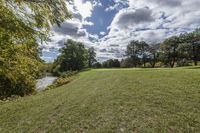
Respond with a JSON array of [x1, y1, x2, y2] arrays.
[[36, 76, 57, 91]]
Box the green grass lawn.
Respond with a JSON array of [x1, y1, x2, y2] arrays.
[[1, 68, 200, 132]]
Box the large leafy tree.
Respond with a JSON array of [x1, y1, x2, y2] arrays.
[[161, 36, 181, 68], [126, 40, 150, 67], [180, 29, 200, 66], [138, 41, 149, 67], [0, 0, 71, 98], [1, 0, 71, 35], [57, 39, 88, 72]]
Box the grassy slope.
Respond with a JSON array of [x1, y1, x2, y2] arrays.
[[0, 68, 200, 133]]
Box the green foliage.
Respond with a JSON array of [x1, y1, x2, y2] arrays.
[[46, 71, 78, 90], [92, 62, 102, 68], [155, 61, 165, 68], [125, 40, 141, 67], [42, 63, 54, 74], [124, 29, 200, 68], [88, 47, 96, 68], [125, 40, 150, 67], [0, 0, 71, 98], [160, 36, 181, 67], [0, 53, 43, 99], [120, 58, 135, 68], [53, 39, 90, 74], [0, 33, 43, 99], [138, 41, 149, 67], [148, 44, 160, 68], [102, 59, 120, 68], [1, 0, 71, 39]]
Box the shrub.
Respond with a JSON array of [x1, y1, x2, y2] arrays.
[[0, 55, 42, 100], [144, 63, 152, 68], [155, 62, 165, 68], [177, 59, 192, 67], [46, 71, 78, 90]]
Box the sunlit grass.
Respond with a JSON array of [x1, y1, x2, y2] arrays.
[[0, 68, 200, 132]]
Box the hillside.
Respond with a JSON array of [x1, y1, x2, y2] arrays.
[[1, 68, 200, 132]]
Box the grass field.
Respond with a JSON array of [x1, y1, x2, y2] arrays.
[[1, 68, 200, 132]]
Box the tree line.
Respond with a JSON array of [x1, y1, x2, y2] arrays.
[[93, 29, 200, 68], [52, 28, 200, 73], [52, 29, 200, 72]]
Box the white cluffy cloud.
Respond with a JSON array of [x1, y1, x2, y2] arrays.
[[96, 0, 200, 62], [73, 0, 93, 19], [105, 0, 129, 12]]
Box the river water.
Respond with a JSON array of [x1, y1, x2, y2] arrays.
[[36, 76, 58, 91]]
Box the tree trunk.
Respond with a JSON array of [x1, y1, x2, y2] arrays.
[[152, 63, 155, 68], [152, 54, 156, 68], [170, 59, 175, 68], [143, 59, 146, 68], [192, 43, 198, 66], [134, 63, 137, 68], [194, 60, 198, 66]]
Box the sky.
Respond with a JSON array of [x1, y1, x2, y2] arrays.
[[41, 0, 200, 62]]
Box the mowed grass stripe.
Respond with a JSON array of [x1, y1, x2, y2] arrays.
[[0, 68, 200, 132]]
